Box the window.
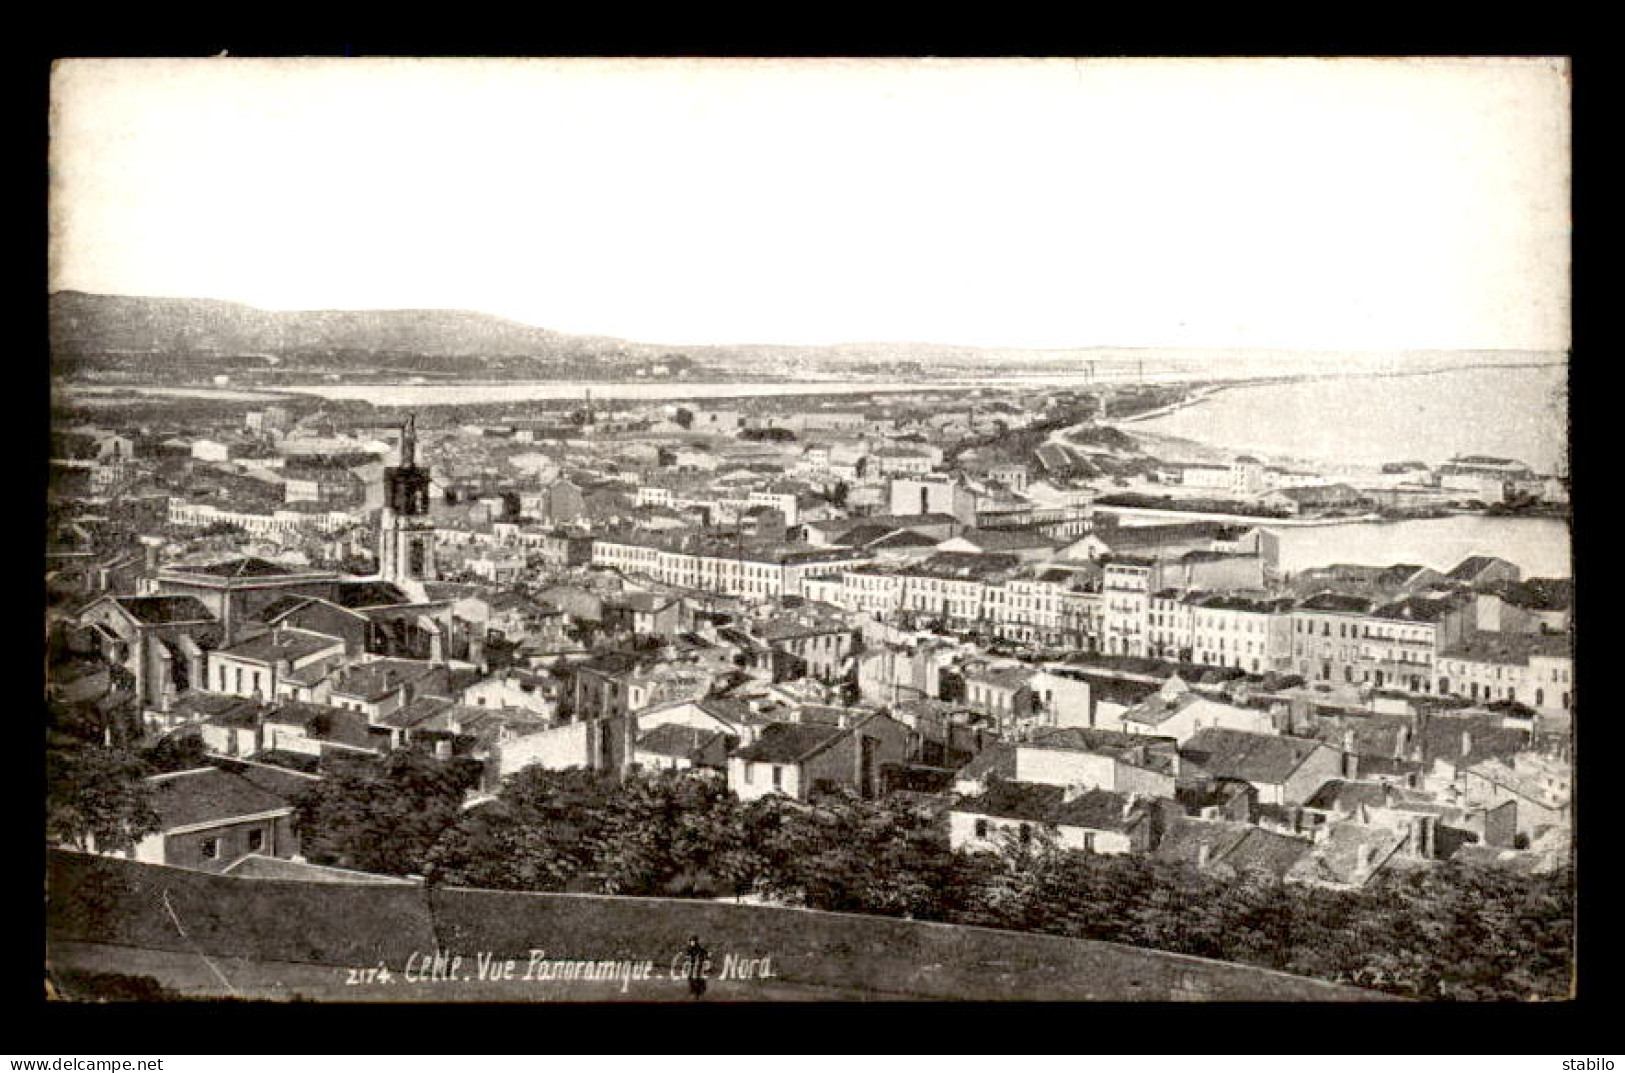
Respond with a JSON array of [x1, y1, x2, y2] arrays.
[[772, 765, 783, 790], [200, 837, 220, 860], [247, 828, 264, 853], [744, 762, 754, 784], [1019, 823, 1033, 846], [975, 818, 989, 838]]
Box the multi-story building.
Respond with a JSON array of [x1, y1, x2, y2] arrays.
[[1289, 593, 1376, 686], [1101, 557, 1158, 657], [1188, 594, 1295, 675], [1359, 593, 1470, 694], [590, 534, 869, 600], [1147, 589, 1195, 662], [1436, 632, 1574, 714]]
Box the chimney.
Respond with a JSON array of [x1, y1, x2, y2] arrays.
[[1196, 843, 1212, 868], [1460, 730, 1473, 758]]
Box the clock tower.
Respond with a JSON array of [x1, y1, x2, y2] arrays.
[[378, 414, 438, 584]]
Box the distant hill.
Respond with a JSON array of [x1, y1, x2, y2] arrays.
[[48, 291, 654, 374], [47, 290, 1117, 376], [49, 290, 1561, 380]]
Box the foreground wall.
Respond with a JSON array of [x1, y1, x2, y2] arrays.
[[46, 849, 1397, 1002]]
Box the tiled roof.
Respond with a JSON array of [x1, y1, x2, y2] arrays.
[[1152, 816, 1251, 868], [331, 581, 414, 609], [218, 627, 345, 665], [263, 701, 385, 751], [636, 723, 731, 760], [329, 660, 440, 701], [954, 781, 1152, 832], [732, 721, 846, 764], [1446, 555, 1511, 582], [1219, 827, 1316, 877], [145, 767, 292, 830], [111, 595, 216, 626], [1370, 594, 1463, 623], [374, 695, 456, 730], [168, 556, 312, 579], [1179, 727, 1331, 787], [1296, 592, 1375, 614], [1028, 726, 1178, 763], [955, 743, 1017, 782], [1304, 779, 1397, 812], [170, 690, 259, 725]]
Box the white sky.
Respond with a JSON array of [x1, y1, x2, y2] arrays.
[[49, 56, 1571, 351]]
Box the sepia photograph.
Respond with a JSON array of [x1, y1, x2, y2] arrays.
[[42, 55, 1572, 1006]]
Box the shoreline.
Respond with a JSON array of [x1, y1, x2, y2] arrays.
[[1093, 502, 1567, 530], [53, 357, 1561, 409]]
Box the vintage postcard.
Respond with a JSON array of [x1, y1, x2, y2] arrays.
[[44, 56, 1571, 1003]]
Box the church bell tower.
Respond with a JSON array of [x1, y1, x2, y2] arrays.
[[379, 414, 438, 584]]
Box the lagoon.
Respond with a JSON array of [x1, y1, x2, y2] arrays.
[[1131, 363, 1569, 474], [1270, 514, 1570, 579]]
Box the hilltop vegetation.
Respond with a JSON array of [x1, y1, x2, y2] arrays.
[[287, 759, 1573, 1001]]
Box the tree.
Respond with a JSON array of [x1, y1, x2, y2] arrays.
[[425, 765, 618, 891], [588, 769, 748, 896], [747, 791, 958, 919], [292, 749, 480, 876], [46, 741, 160, 855], [140, 730, 210, 774]]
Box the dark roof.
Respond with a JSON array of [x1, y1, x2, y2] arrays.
[[905, 551, 1022, 580], [605, 592, 679, 613], [956, 743, 1017, 782], [1152, 816, 1251, 867], [218, 628, 344, 665], [110, 595, 216, 626], [1065, 673, 1161, 708], [225, 760, 324, 800], [636, 723, 732, 760], [948, 528, 1057, 551], [263, 701, 386, 752], [1028, 726, 1178, 767], [1180, 728, 1332, 786], [869, 529, 941, 550], [331, 581, 414, 609], [329, 660, 440, 702], [146, 767, 292, 830], [258, 595, 320, 623], [168, 556, 310, 579], [1441, 631, 1571, 666], [373, 695, 456, 730], [1190, 593, 1292, 613], [170, 690, 259, 725], [1295, 592, 1374, 614], [833, 524, 902, 547], [954, 781, 1152, 832], [1446, 555, 1515, 582], [732, 721, 846, 764], [1304, 779, 1398, 812], [1370, 595, 1462, 624], [1219, 827, 1316, 877]]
